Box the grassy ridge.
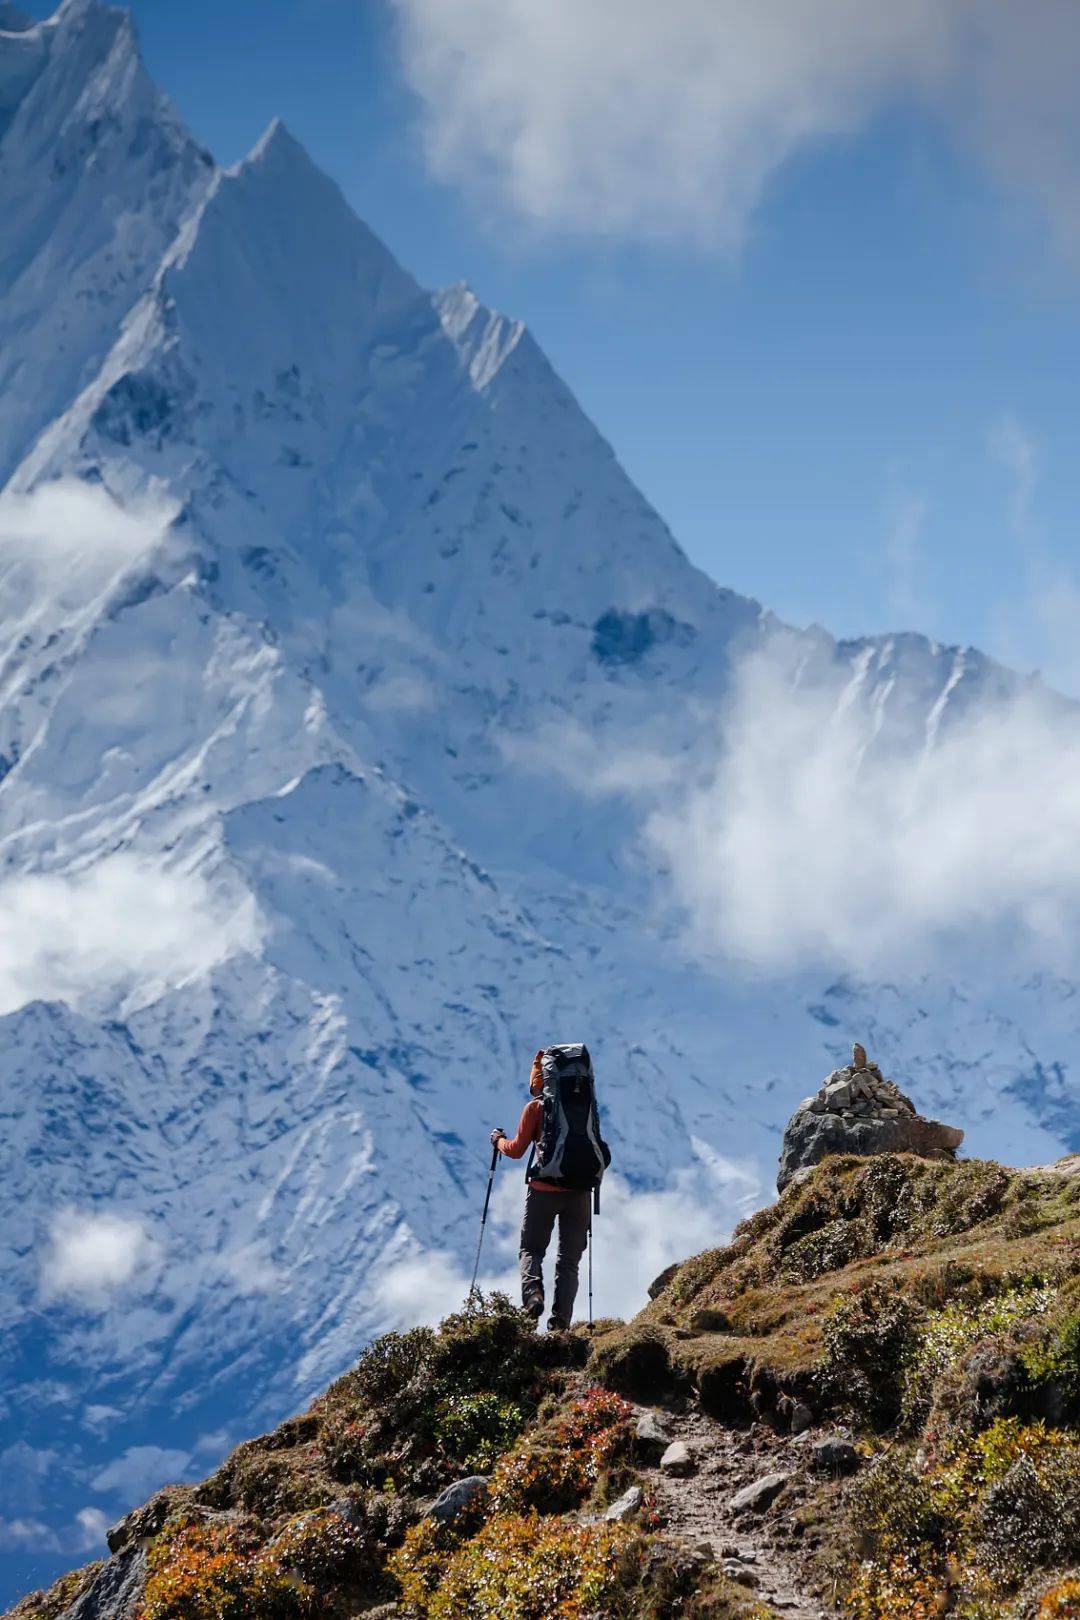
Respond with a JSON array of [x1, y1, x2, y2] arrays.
[[9, 1152, 1080, 1619]]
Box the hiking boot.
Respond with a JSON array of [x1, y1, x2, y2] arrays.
[[523, 1290, 544, 1321], [546, 1314, 570, 1333]]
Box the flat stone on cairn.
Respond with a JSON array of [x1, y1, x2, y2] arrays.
[[777, 1042, 964, 1192]]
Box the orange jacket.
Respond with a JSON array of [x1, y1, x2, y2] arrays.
[[497, 1051, 560, 1191]]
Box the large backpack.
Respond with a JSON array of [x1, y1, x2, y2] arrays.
[[527, 1043, 611, 1201]]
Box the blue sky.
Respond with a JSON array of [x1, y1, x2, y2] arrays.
[[28, 0, 1080, 688]]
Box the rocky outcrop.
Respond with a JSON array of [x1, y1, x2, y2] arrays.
[[423, 1475, 489, 1522], [55, 1546, 146, 1620], [777, 1043, 964, 1190]]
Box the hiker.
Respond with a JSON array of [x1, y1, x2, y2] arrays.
[[490, 1044, 610, 1332]]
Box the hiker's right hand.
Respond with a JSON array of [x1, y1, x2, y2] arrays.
[[490, 1128, 506, 1147]]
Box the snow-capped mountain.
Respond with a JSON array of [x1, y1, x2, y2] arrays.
[[1, 0, 1077, 1603]]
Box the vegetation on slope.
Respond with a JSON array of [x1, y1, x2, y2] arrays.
[[8, 1151, 1079, 1619], [596, 1151, 1080, 1616]]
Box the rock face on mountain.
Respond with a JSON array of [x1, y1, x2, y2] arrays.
[[777, 1043, 965, 1190]]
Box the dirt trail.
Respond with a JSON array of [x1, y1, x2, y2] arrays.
[[638, 1403, 839, 1619]]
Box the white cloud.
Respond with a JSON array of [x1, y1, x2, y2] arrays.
[[498, 717, 678, 799], [74, 1506, 110, 1551], [0, 479, 175, 611], [193, 1429, 231, 1458], [91, 1445, 193, 1505], [375, 1146, 762, 1329], [362, 670, 436, 714], [213, 1242, 283, 1297], [82, 1404, 124, 1437], [990, 414, 1040, 541], [41, 1209, 161, 1309], [0, 853, 262, 1017], [882, 485, 931, 633], [392, 0, 1080, 255], [0, 1517, 59, 1552], [645, 631, 1080, 972]]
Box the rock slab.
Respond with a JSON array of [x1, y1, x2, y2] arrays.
[[604, 1484, 645, 1522], [778, 1105, 963, 1190], [424, 1475, 489, 1521], [57, 1545, 147, 1620], [635, 1408, 672, 1460], [660, 1440, 694, 1476], [729, 1471, 789, 1513]]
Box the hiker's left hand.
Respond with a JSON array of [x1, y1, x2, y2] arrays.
[[490, 1128, 506, 1147]]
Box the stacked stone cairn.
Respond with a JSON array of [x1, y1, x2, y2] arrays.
[[808, 1043, 917, 1124], [777, 1041, 964, 1191]]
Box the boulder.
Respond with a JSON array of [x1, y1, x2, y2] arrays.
[[423, 1475, 489, 1522], [810, 1435, 860, 1475], [648, 1261, 680, 1299], [56, 1544, 147, 1620], [790, 1402, 814, 1436], [634, 1409, 672, 1460], [777, 1102, 963, 1192], [604, 1484, 644, 1522], [722, 1560, 761, 1588], [660, 1440, 694, 1476], [729, 1471, 789, 1513], [106, 1487, 192, 1554]]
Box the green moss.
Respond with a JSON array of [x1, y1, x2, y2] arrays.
[[588, 1322, 675, 1400], [1023, 1305, 1080, 1402]]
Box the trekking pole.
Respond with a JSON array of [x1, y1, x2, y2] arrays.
[[587, 1203, 594, 1332], [467, 1144, 500, 1302]]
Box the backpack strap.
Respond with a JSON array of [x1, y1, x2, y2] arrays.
[[525, 1142, 537, 1183]]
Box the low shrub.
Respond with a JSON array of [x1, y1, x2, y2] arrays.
[[840, 1419, 1080, 1614], [902, 1283, 1057, 1430], [1038, 1579, 1080, 1618], [390, 1511, 639, 1619], [317, 1295, 564, 1494], [1023, 1307, 1080, 1405], [270, 1507, 374, 1585], [431, 1391, 526, 1475], [139, 1516, 313, 1620], [821, 1282, 921, 1428], [488, 1386, 635, 1514]]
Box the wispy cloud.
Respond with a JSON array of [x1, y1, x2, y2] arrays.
[[986, 415, 1080, 697], [645, 631, 1080, 972], [990, 414, 1040, 541], [91, 1445, 193, 1506], [0, 1517, 60, 1553], [0, 479, 175, 609], [0, 853, 262, 1018], [392, 0, 1080, 257], [74, 1506, 110, 1552], [882, 484, 931, 633], [41, 1209, 161, 1310]]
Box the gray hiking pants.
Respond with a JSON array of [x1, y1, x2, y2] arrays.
[[519, 1186, 590, 1325]]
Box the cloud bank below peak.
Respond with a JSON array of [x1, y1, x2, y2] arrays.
[[392, 0, 1080, 256], [645, 634, 1080, 974]]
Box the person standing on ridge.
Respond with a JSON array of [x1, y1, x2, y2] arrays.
[[491, 1044, 610, 1332]]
